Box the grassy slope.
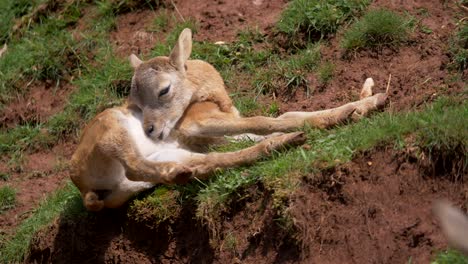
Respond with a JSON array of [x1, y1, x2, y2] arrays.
[[0, 0, 466, 262]]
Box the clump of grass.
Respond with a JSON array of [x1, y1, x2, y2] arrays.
[[129, 186, 181, 224], [276, 0, 371, 44], [149, 9, 174, 33], [0, 186, 16, 213], [0, 124, 54, 155], [432, 249, 468, 264], [341, 9, 411, 51], [317, 61, 335, 85], [0, 22, 81, 103], [253, 44, 321, 94], [0, 182, 84, 263], [0, 0, 34, 42], [449, 21, 468, 72]]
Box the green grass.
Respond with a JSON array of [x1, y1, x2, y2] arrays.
[[36, 41, 132, 141], [276, 0, 371, 43], [341, 9, 411, 51], [432, 249, 468, 264], [0, 182, 85, 263], [253, 44, 321, 94], [0, 20, 82, 105], [0, 186, 16, 213]]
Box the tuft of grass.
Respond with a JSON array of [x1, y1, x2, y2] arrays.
[[0, 186, 16, 213], [0, 0, 34, 42], [253, 44, 321, 94], [432, 249, 468, 264], [449, 21, 468, 72], [317, 61, 335, 85], [129, 186, 181, 224], [45, 54, 131, 139], [341, 9, 411, 51], [276, 0, 371, 44], [0, 182, 85, 263]]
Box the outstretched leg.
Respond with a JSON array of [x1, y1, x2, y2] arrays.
[[178, 78, 387, 138]]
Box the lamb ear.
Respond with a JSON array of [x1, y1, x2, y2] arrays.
[[169, 28, 192, 74], [129, 54, 143, 69]]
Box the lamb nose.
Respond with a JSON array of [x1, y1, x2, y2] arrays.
[[158, 131, 164, 140]]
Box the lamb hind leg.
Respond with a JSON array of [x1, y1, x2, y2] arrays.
[[183, 92, 387, 138]]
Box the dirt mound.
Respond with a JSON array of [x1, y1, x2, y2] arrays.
[[278, 0, 464, 113], [291, 147, 467, 263], [26, 147, 466, 263], [0, 81, 73, 128]]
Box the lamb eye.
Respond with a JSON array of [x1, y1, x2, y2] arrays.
[[159, 85, 170, 97]]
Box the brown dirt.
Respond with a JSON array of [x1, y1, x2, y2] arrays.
[[277, 0, 465, 113], [0, 142, 75, 237], [0, 81, 74, 128], [290, 147, 467, 263], [26, 147, 466, 263]]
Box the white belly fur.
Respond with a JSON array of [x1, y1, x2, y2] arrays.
[[114, 109, 194, 163]]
